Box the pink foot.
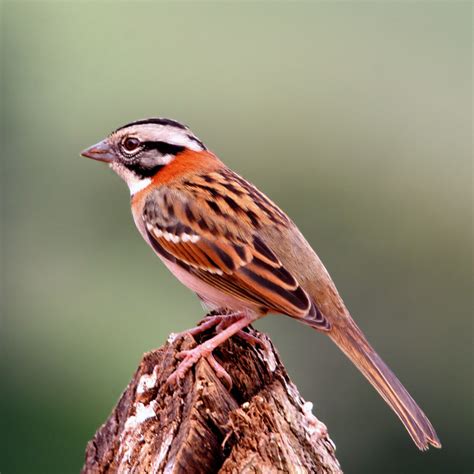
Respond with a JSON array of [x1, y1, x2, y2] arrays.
[[166, 344, 232, 388], [166, 312, 259, 388], [206, 353, 232, 389], [236, 329, 266, 348], [187, 315, 224, 337], [166, 345, 208, 386], [212, 314, 262, 347], [175, 312, 241, 339], [214, 313, 242, 332]]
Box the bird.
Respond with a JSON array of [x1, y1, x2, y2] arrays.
[[81, 117, 441, 451]]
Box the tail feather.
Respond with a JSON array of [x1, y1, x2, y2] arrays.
[[311, 318, 441, 450]]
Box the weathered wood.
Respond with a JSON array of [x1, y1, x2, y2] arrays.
[[82, 324, 342, 473]]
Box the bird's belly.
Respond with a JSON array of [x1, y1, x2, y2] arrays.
[[160, 257, 259, 314], [132, 207, 260, 314]]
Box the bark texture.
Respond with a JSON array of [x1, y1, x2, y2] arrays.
[[82, 325, 342, 473]]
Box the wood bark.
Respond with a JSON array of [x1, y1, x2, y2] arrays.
[[82, 324, 342, 473]]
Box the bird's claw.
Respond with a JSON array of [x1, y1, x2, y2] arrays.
[[236, 329, 266, 348], [166, 345, 232, 389], [166, 311, 257, 389]]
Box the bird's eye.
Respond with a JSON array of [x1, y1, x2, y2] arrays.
[[122, 137, 141, 153]]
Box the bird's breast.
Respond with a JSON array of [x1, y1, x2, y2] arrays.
[[131, 197, 262, 314]]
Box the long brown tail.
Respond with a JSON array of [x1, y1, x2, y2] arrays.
[[314, 318, 441, 450]]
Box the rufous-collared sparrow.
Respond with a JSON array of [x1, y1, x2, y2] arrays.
[[81, 117, 440, 450]]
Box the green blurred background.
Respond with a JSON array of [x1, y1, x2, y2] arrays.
[[1, 1, 471, 472]]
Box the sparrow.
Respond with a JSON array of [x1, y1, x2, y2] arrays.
[[81, 117, 441, 450]]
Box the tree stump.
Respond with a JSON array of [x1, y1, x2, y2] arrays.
[[82, 324, 342, 473]]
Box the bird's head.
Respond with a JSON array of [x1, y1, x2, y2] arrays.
[[81, 118, 207, 194]]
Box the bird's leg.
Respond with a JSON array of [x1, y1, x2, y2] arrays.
[[167, 311, 259, 387], [194, 313, 264, 348], [175, 310, 241, 339], [174, 306, 263, 347], [215, 313, 244, 332], [186, 315, 225, 337], [214, 314, 265, 347]]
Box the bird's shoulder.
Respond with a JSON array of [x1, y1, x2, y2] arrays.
[[143, 166, 290, 242]]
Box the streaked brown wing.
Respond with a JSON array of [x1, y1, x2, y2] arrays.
[[143, 173, 329, 329]]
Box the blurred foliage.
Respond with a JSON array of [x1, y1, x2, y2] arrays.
[[1, 2, 472, 473]]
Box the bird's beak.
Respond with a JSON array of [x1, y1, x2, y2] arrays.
[[81, 139, 115, 163]]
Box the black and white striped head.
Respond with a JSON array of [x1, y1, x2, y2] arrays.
[[81, 118, 207, 194]]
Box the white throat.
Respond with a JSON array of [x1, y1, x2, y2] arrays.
[[109, 162, 152, 196], [128, 177, 152, 196]]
